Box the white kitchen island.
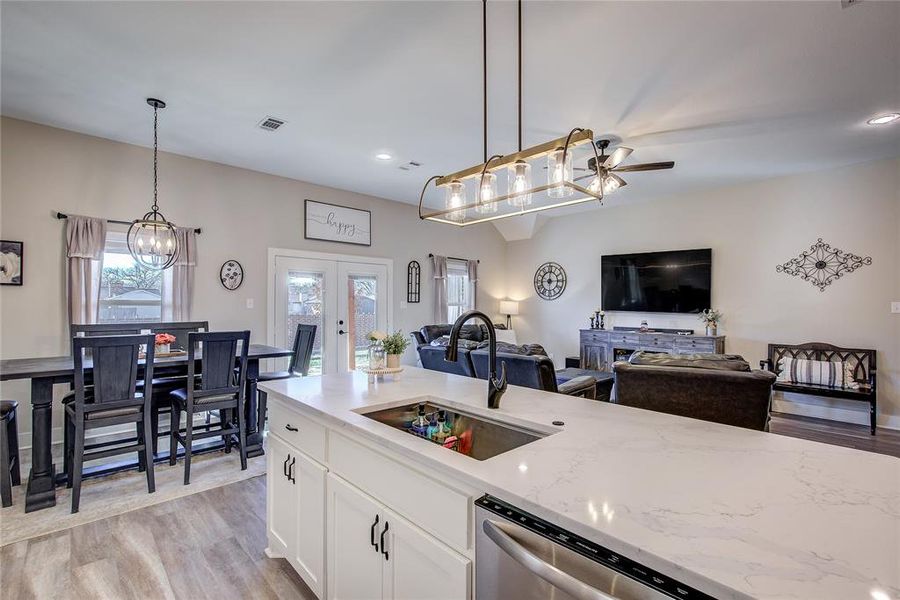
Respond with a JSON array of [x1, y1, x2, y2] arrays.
[[260, 366, 899, 600]]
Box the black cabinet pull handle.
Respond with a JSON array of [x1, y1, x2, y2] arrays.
[[283, 454, 290, 477], [370, 514, 380, 551], [285, 424, 299, 432], [380, 521, 390, 561], [288, 457, 296, 483]]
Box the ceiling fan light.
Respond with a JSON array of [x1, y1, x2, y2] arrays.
[[547, 148, 574, 198], [507, 160, 533, 207], [476, 171, 499, 214], [443, 180, 467, 222]]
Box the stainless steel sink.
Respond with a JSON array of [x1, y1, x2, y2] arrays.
[[360, 398, 547, 461]]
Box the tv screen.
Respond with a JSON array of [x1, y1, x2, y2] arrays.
[[601, 249, 711, 313]]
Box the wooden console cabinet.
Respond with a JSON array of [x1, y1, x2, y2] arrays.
[[580, 329, 726, 372]]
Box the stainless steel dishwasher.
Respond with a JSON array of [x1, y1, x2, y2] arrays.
[[475, 495, 715, 600]]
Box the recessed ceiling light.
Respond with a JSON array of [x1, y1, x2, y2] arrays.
[[375, 153, 393, 161], [866, 113, 900, 126]]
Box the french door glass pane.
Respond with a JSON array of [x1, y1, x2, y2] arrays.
[[347, 275, 377, 370], [287, 270, 325, 375]]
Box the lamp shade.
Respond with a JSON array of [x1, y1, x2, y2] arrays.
[[499, 300, 519, 315]]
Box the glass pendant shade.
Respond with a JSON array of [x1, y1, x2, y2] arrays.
[[507, 160, 532, 207], [127, 210, 178, 270], [547, 148, 574, 198], [476, 171, 498, 214], [602, 175, 621, 194], [444, 179, 467, 222]]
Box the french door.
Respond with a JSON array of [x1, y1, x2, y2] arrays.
[[272, 253, 390, 375]]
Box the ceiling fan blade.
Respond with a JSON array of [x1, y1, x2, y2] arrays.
[[604, 147, 633, 169], [612, 161, 675, 172]]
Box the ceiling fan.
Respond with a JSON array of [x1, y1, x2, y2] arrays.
[[574, 139, 675, 195]]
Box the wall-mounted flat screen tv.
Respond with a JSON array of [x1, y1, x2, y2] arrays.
[[601, 248, 712, 313]]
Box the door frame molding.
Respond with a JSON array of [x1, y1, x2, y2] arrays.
[[267, 247, 394, 349]]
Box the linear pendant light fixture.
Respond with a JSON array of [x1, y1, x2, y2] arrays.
[[127, 98, 179, 270], [418, 0, 605, 226]]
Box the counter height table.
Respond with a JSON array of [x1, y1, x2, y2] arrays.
[[0, 343, 293, 512]]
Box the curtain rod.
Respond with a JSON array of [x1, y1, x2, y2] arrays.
[[429, 253, 479, 264], [55, 212, 202, 234]]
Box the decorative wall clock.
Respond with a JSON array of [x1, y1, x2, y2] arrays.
[[219, 260, 244, 290], [534, 262, 567, 300], [776, 238, 871, 292]]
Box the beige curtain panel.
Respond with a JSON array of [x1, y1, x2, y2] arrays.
[[162, 226, 197, 321], [431, 254, 448, 324], [66, 215, 107, 325]]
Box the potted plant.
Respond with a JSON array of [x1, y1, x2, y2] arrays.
[[382, 331, 411, 369], [699, 309, 722, 336], [366, 330, 387, 370], [154, 332, 176, 354]]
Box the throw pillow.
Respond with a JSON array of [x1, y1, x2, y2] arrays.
[[777, 357, 859, 389]]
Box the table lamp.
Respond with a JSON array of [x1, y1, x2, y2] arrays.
[[499, 300, 519, 329]]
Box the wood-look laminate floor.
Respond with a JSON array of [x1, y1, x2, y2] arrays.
[[0, 475, 316, 600], [769, 412, 900, 458]]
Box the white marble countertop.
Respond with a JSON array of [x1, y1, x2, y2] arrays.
[[260, 367, 899, 600]]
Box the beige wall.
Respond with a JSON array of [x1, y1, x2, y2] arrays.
[[0, 117, 508, 443], [2, 116, 898, 441], [506, 158, 900, 428]]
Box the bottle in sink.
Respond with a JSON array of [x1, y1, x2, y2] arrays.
[[432, 410, 449, 443], [410, 404, 429, 437], [426, 412, 438, 439]]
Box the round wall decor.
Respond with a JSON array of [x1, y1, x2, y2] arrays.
[[219, 260, 244, 290], [534, 262, 567, 300]]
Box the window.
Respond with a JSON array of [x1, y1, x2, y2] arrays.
[[98, 231, 163, 323], [446, 259, 474, 322]]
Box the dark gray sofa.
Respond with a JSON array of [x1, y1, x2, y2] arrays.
[[613, 351, 776, 431]]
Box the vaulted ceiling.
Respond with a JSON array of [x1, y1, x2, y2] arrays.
[[2, 1, 898, 237]]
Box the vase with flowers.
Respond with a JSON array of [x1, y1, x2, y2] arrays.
[[699, 309, 722, 336], [382, 331, 411, 369], [366, 330, 387, 370], [154, 333, 176, 354]]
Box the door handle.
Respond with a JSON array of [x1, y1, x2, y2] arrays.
[[283, 454, 290, 478], [338, 330, 346, 335], [285, 424, 299, 432], [482, 520, 619, 600], [288, 457, 296, 484], [380, 521, 390, 561], [370, 514, 380, 552]]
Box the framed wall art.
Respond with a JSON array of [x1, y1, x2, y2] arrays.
[[304, 199, 371, 246], [0, 240, 23, 286]]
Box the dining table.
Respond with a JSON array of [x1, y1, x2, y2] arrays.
[[0, 343, 293, 512]]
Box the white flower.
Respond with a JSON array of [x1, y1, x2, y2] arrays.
[[367, 330, 387, 342], [0, 251, 21, 283]]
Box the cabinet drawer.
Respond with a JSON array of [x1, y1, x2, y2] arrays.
[[329, 433, 471, 552], [608, 332, 640, 346], [580, 331, 608, 344], [673, 337, 716, 353], [638, 334, 675, 349], [269, 399, 326, 465]]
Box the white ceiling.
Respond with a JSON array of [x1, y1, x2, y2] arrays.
[[2, 1, 899, 227]]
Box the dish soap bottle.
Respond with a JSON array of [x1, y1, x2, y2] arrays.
[[426, 413, 438, 439], [410, 404, 429, 437], [432, 410, 449, 443]]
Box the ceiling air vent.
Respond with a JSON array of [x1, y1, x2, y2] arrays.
[[258, 116, 286, 132]]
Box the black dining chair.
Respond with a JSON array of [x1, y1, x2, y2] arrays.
[[71, 321, 210, 458], [0, 400, 21, 508], [169, 330, 250, 485], [255, 324, 316, 428], [64, 334, 156, 513]]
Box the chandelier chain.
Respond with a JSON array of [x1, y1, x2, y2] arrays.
[[152, 105, 159, 212]]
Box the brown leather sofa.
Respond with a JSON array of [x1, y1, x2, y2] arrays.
[[613, 351, 776, 431]]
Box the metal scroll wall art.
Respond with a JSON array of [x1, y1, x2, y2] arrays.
[[776, 238, 872, 292], [407, 260, 421, 303]]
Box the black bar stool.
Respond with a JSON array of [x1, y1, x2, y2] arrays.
[[1, 400, 21, 508]]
